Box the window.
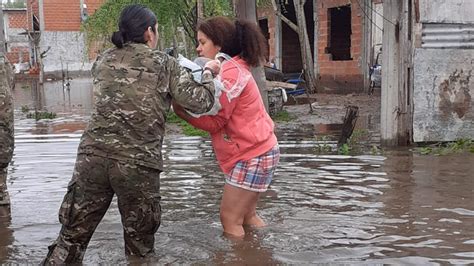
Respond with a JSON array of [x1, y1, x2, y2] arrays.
[[327, 5, 352, 61]]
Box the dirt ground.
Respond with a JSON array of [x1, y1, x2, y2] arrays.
[[282, 91, 381, 126], [166, 91, 382, 137]]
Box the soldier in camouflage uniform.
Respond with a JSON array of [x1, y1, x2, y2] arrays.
[[0, 54, 14, 208], [44, 5, 218, 264]]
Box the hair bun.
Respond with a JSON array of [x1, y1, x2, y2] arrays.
[[111, 31, 124, 48]]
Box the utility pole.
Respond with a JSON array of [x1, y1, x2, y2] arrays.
[[233, 0, 269, 112], [380, 0, 413, 146], [0, 5, 6, 54]]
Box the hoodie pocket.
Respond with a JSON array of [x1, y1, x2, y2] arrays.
[[213, 132, 239, 162]]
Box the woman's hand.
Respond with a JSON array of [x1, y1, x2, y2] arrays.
[[203, 59, 221, 77]]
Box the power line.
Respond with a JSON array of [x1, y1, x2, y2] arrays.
[[361, 0, 398, 26], [355, 0, 384, 32]]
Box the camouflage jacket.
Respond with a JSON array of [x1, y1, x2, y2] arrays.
[[78, 43, 215, 170], [0, 55, 14, 166]]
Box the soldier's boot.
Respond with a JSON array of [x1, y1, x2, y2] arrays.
[[0, 168, 10, 206], [42, 239, 84, 265]]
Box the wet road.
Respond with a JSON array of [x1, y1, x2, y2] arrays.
[[1, 79, 473, 264]]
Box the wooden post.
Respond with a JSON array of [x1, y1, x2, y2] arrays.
[[338, 106, 359, 146], [233, 0, 269, 113], [380, 0, 413, 146]]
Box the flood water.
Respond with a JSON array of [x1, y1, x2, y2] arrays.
[[1, 78, 473, 264]]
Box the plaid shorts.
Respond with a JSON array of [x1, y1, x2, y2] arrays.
[[225, 145, 280, 192]]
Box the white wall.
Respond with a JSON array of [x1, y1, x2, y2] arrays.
[[40, 31, 92, 73], [419, 0, 474, 23], [413, 49, 474, 142]]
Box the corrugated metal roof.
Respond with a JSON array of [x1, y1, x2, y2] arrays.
[[422, 23, 474, 49]]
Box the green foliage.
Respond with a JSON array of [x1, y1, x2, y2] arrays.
[[272, 110, 293, 122], [82, 0, 234, 52], [417, 139, 474, 155], [257, 0, 273, 8], [347, 129, 369, 146], [26, 111, 57, 120], [314, 135, 335, 153], [3, 1, 26, 8], [338, 143, 350, 155], [167, 112, 208, 137], [370, 144, 381, 155], [204, 0, 233, 17], [21, 105, 30, 113]]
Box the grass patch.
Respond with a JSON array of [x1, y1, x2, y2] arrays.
[[417, 139, 474, 155], [21, 105, 30, 113], [167, 112, 208, 137], [272, 110, 294, 122], [26, 111, 57, 120]]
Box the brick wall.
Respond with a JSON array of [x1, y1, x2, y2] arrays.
[[43, 0, 81, 31], [258, 0, 368, 91], [258, 6, 277, 64], [7, 11, 28, 29], [85, 0, 105, 17], [4, 10, 30, 65], [27, 0, 40, 30], [318, 0, 364, 90], [6, 46, 30, 64], [27, 0, 105, 31]]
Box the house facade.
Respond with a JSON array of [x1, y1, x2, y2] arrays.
[[26, 0, 104, 74], [3, 7, 30, 72], [257, 0, 383, 92], [412, 0, 474, 142]]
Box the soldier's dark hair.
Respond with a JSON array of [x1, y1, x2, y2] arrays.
[[197, 17, 267, 67], [111, 4, 157, 48]]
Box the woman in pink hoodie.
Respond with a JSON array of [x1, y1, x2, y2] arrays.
[[174, 16, 280, 237]]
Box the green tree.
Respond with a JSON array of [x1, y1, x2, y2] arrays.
[[3, 0, 26, 8], [82, 0, 235, 55]]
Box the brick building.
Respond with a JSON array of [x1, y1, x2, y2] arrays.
[[26, 0, 105, 74], [258, 0, 383, 92], [3, 8, 30, 71]]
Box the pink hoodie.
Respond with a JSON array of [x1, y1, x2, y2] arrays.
[[187, 56, 278, 174]]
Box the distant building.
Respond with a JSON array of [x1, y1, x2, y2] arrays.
[[26, 0, 105, 75], [257, 0, 383, 93], [3, 7, 30, 72]]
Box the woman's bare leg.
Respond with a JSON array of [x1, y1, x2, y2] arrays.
[[220, 184, 262, 237]]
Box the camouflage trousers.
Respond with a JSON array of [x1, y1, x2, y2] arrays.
[[0, 166, 10, 206], [43, 154, 162, 264]]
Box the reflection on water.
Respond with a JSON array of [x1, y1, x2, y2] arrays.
[[0, 78, 473, 264]]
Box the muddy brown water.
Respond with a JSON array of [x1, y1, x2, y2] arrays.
[[1, 79, 473, 264]]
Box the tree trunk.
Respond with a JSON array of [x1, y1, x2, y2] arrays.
[[313, 0, 319, 80], [233, 0, 270, 113], [272, 0, 318, 93], [293, 0, 317, 93], [196, 0, 204, 20]]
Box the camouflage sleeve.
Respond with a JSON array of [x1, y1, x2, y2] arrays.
[[168, 57, 215, 114], [0, 60, 14, 165]]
